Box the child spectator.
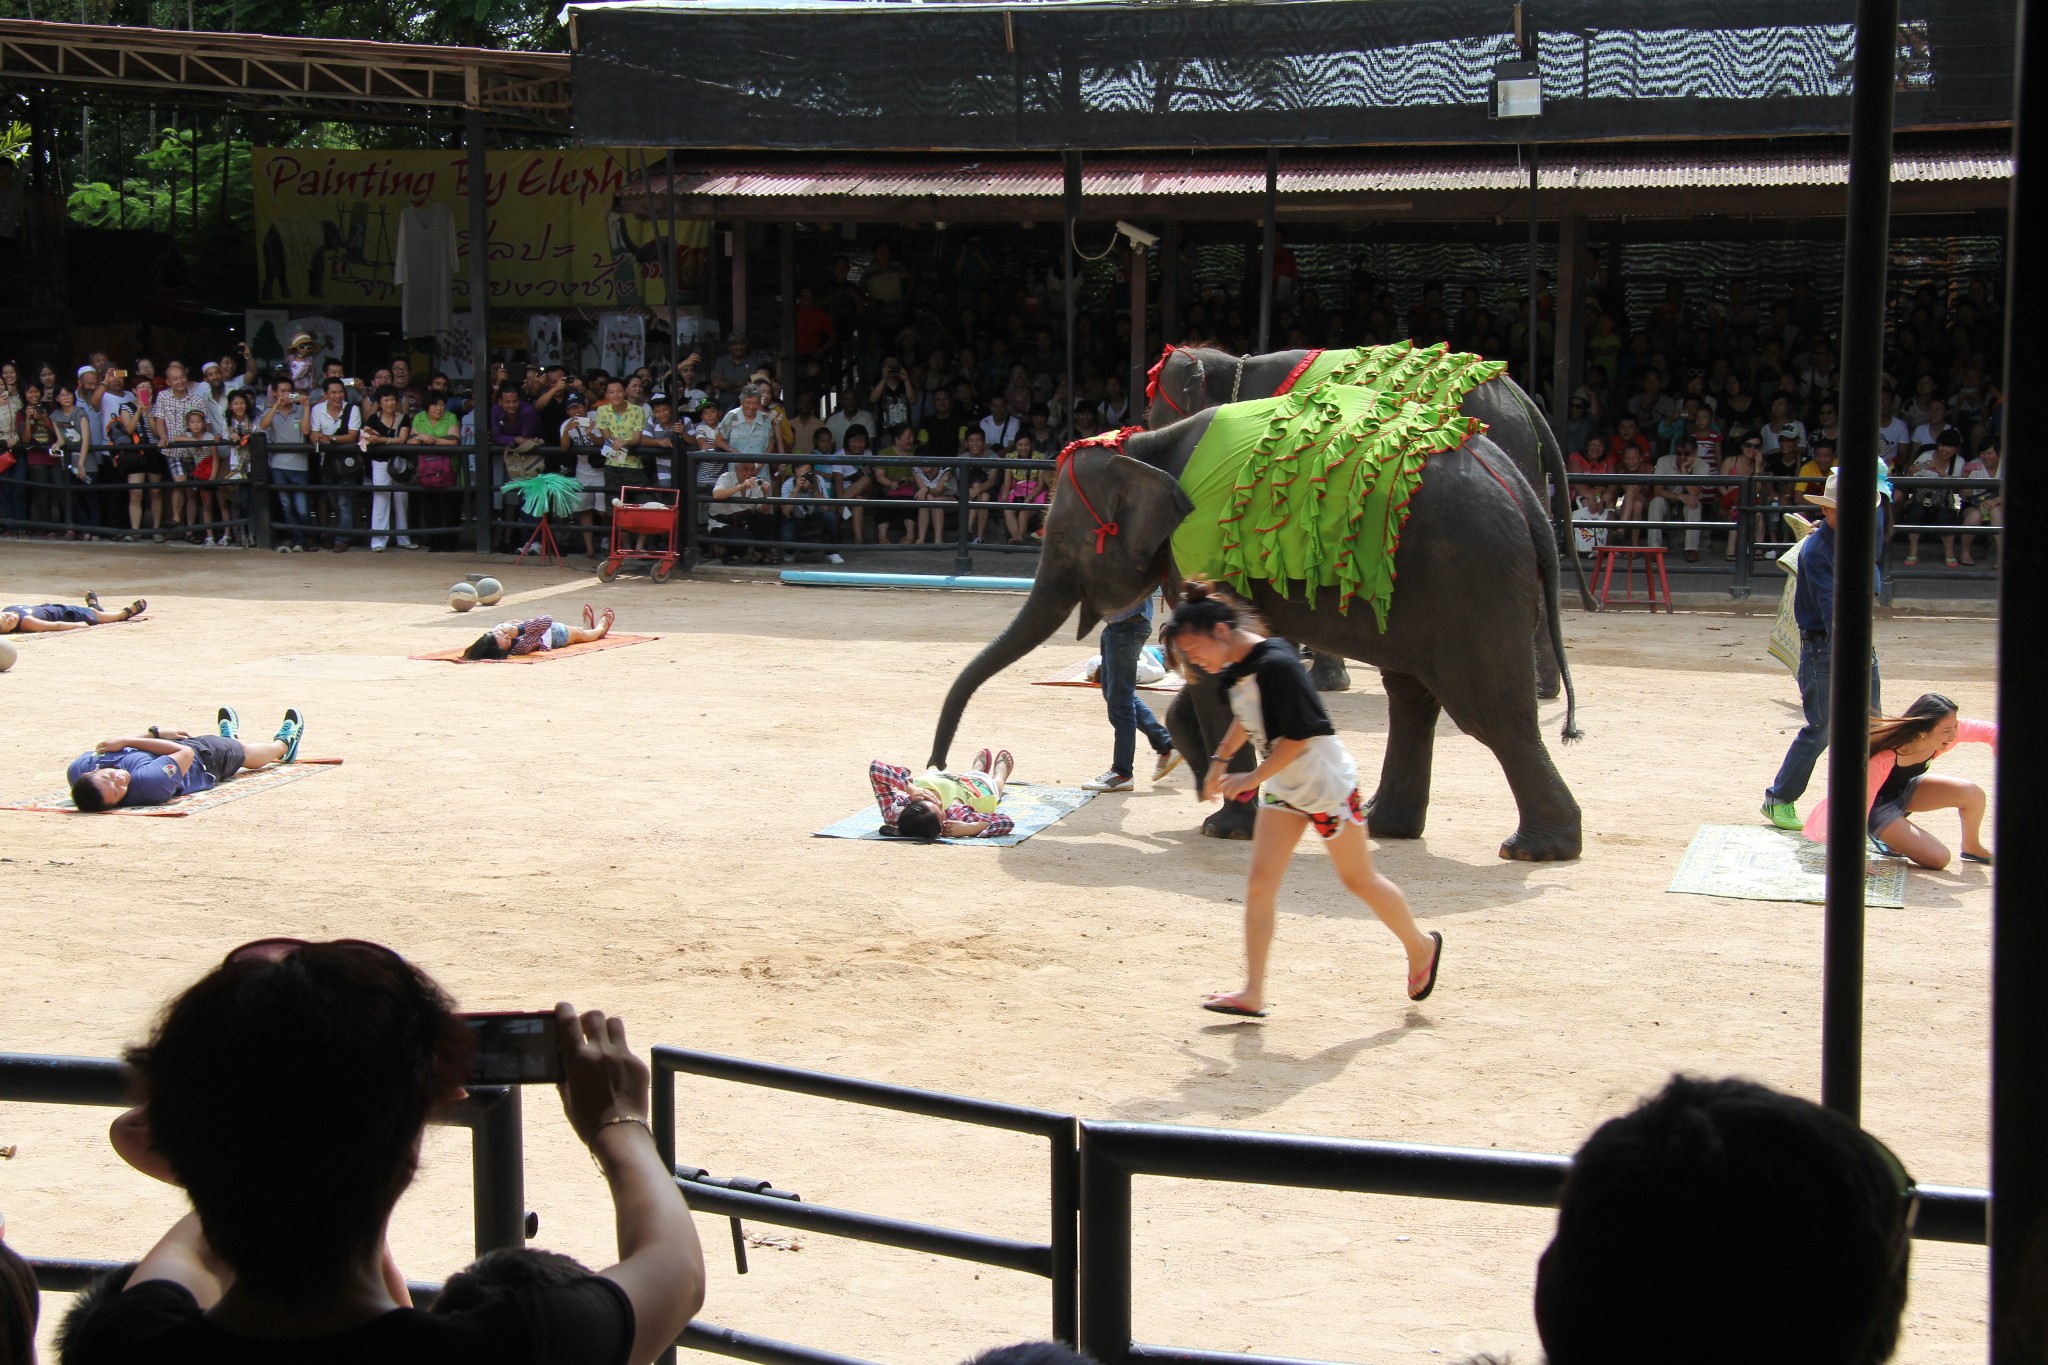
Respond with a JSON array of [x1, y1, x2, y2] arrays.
[[912, 458, 954, 545], [560, 393, 608, 558], [1956, 440, 2000, 567], [1002, 433, 1048, 544]]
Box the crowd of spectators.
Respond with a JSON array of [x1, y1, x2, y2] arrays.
[[0, 242, 2007, 570], [0, 938, 1932, 1364], [1543, 272, 2005, 568]]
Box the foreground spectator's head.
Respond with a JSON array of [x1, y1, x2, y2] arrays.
[[125, 939, 472, 1302], [1535, 1075, 1912, 1365], [430, 1248, 592, 1315], [1, 1233, 37, 1365], [965, 1344, 1096, 1365]]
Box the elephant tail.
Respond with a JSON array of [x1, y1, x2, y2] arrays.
[[1525, 471, 1584, 745], [1519, 381, 1598, 613]]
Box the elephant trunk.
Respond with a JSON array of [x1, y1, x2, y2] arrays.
[[928, 574, 1083, 768]]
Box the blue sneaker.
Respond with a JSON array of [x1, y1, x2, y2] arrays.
[[217, 706, 241, 739], [274, 708, 305, 764]]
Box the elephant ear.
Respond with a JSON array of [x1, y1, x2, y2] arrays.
[[1059, 446, 1194, 639]]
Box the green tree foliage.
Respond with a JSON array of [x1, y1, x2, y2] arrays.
[[0, 0, 564, 50]]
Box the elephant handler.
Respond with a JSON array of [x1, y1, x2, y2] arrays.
[[1165, 581, 1443, 1015], [1761, 471, 1883, 831], [1083, 594, 1183, 793]]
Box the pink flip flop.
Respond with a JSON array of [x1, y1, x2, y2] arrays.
[[1202, 993, 1267, 1018], [582, 603, 596, 629], [973, 747, 993, 773], [1408, 932, 1444, 1002]]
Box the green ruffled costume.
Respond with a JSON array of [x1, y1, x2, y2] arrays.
[[1170, 347, 1505, 631]]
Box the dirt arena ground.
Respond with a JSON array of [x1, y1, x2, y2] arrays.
[[0, 543, 1997, 1363]]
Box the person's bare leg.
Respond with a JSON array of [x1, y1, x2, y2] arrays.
[[1908, 774, 1990, 861], [237, 738, 291, 771], [1321, 820, 1438, 991], [1208, 806, 1307, 1014], [127, 475, 145, 530], [562, 609, 616, 646], [1877, 815, 1951, 870], [991, 748, 1014, 797]]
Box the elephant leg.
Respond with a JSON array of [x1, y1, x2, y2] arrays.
[[1534, 628, 1562, 700], [1165, 690, 1208, 791], [1175, 674, 1258, 839], [1305, 647, 1353, 692], [1431, 679, 1583, 862], [1366, 670, 1440, 840]]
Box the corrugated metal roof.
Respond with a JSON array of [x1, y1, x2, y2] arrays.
[[634, 138, 2008, 200]]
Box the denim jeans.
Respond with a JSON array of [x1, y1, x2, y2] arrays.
[[272, 467, 312, 546], [1101, 617, 1174, 777], [1767, 636, 1883, 804]]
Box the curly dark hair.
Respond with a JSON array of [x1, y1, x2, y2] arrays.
[[126, 943, 473, 1299]]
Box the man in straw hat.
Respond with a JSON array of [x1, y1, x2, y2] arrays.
[[1761, 471, 1884, 831]]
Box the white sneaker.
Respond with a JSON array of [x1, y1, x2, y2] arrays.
[[1082, 771, 1134, 792], [827, 553, 845, 564], [1151, 749, 1184, 782]]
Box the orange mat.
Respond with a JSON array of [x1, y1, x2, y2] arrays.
[[410, 633, 658, 664]]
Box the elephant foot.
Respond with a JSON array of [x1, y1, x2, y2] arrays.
[[1536, 680, 1562, 701], [1305, 649, 1352, 693], [1498, 827, 1583, 862], [1202, 799, 1258, 840], [1364, 797, 1426, 841]]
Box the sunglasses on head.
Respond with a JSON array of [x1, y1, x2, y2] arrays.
[[223, 936, 405, 968]]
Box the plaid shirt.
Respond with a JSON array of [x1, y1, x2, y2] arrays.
[[509, 616, 554, 655], [868, 760, 1014, 837], [153, 385, 214, 446]]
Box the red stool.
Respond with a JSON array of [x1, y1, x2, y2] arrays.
[[1593, 545, 1673, 612]]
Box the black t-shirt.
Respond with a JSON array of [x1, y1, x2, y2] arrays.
[[1218, 637, 1335, 746], [64, 1275, 634, 1365], [364, 414, 406, 461], [919, 418, 968, 459]]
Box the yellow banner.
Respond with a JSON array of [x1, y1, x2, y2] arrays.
[[251, 148, 707, 310]]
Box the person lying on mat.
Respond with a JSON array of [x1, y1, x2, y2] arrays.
[[463, 605, 615, 661], [870, 749, 1017, 839], [67, 705, 306, 812], [1801, 691, 1996, 870], [1, 593, 146, 633]]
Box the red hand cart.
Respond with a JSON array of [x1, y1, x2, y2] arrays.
[[598, 486, 681, 583]]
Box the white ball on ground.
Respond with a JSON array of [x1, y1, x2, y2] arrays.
[[449, 582, 479, 612], [0, 637, 16, 672], [475, 577, 504, 607]]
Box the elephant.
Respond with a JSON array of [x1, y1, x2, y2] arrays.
[[1144, 344, 1597, 699], [929, 406, 1584, 861]]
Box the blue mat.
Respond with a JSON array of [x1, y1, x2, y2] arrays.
[[814, 782, 1096, 847]]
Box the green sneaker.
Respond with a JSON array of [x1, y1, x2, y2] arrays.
[[217, 706, 241, 739], [274, 708, 305, 764], [1761, 799, 1802, 831]]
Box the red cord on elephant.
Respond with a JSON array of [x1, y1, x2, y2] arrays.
[[1056, 427, 1146, 554]]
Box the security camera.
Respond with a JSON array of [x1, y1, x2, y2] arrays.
[[1115, 220, 1160, 249]]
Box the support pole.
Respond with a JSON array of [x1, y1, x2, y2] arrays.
[[1526, 142, 1540, 406], [1257, 149, 1277, 353], [465, 106, 492, 555], [1128, 242, 1147, 420], [1160, 219, 1180, 345], [779, 221, 797, 395], [731, 224, 749, 342], [1992, 0, 2048, 1355], [1063, 151, 1081, 444], [665, 151, 681, 369], [1820, 0, 1899, 1123], [1551, 214, 1584, 428]]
